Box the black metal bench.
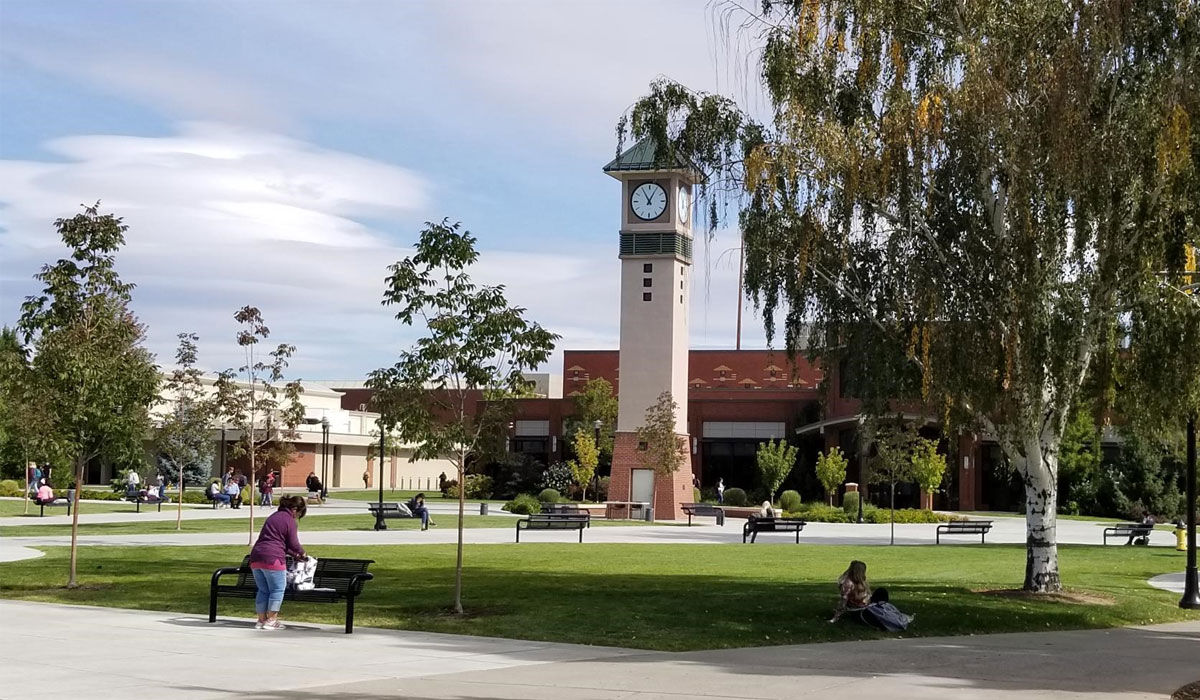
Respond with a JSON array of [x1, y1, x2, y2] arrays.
[[681, 503, 725, 526], [743, 516, 807, 543], [936, 519, 993, 544], [540, 503, 581, 514], [124, 495, 168, 512], [367, 502, 412, 521], [516, 513, 591, 542], [36, 496, 74, 517], [1103, 522, 1154, 545], [209, 555, 374, 633]]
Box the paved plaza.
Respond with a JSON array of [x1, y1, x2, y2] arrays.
[[1, 600, 1197, 699]]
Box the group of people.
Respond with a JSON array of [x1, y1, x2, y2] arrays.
[[207, 468, 283, 508], [126, 470, 168, 502]]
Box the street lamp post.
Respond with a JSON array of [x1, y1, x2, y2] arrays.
[[374, 427, 387, 531], [320, 418, 330, 500], [593, 419, 603, 502], [1182, 415, 1199, 609]]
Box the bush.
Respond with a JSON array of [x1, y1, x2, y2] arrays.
[[488, 454, 545, 500], [503, 493, 542, 515], [594, 476, 610, 502], [842, 491, 861, 514], [0, 479, 21, 497], [464, 474, 493, 499], [722, 487, 747, 506], [792, 503, 851, 522], [779, 490, 802, 512], [863, 508, 953, 524], [537, 488, 561, 503], [440, 479, 459, 498], [539, 461, 573, 493]]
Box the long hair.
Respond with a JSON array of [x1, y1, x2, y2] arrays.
[[278, 495, 307, 519], [840, 560, 868, 593]]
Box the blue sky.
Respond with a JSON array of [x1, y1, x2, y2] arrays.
[[0, 0, 771, 378]]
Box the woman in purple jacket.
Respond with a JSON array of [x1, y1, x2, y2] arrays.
[[250, 495, 307, 630]]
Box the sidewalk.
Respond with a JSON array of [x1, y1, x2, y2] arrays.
[[1, 600, 1195, 699]]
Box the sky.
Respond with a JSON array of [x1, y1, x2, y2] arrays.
[[0, 0, 776, 379]]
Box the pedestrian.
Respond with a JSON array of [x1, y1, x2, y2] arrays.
[[362, 469, 369, 489], [250, 495, 308, 631], [716, 478, 725, 505], [27, 462, 41, 495], [259, 472, 276, 507], [437, 472, 447, 492], [223, 467, 235, 487], [157, 473, 167, 501]]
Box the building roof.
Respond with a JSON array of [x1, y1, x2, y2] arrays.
[[603, 137, 698, 175]]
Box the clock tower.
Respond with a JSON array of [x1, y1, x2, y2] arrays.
[[603, 139, 700, 520]]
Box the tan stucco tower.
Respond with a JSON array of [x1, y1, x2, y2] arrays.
[[603, 139, 700, 520]]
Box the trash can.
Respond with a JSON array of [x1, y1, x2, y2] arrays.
[[643, 506, 654, 522], [479, 502, 489, 516]]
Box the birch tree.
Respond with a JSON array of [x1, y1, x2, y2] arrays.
[[368, 219, 558, 614], [622, 0, 1199, 592]]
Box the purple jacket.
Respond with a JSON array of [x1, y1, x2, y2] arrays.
[[250, 510, 305, 567]]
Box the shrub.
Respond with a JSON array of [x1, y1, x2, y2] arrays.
[[440, 479, 459, 498], [723, 487, 747, 506], [863, 508, 953, 524], [537, 488, 561, 503], [464, 474, 493, 499], [793, 503, 851, 522], [594, 476, 610, 502], [540, 461, 573, 493], [779, 490, 802, 512], [842, 491, 861, 514], [503, 493, 542, 515], [488, 454, 545, 500], [0, 479, 21, 497]]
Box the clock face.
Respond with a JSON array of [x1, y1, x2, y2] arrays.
[[677, 185, 691, 224], [631, 182, 667, 220]]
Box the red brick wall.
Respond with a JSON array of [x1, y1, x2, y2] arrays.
[[610, 431, 694, 521]]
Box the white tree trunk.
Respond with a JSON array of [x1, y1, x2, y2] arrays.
[[1014, 432, 1062, 593]]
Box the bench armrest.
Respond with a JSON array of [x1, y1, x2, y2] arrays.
[[210, 566, 245, 589], [349, 572, 374, 596]]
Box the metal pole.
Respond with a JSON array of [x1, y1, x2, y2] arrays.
[[220, 427, 227, 475], [374, 428, 387, 531], [321, 420, 329, 499], [735, 236, 744, 351], [1182, 415, 1199, 609]]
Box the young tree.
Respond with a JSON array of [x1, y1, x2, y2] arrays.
[[156, 333, 216, 530], [0, 327, 64, 513], [910, 438, 948, 510], [623, 1, 1199, 591], [867, 420, 917, 546], [756, 439, 798, 501], [17, 205, 160, 587], [570, 378, 618, 459], [635, 391, 687, 514], [815, 446, 849, 506], [367, 219, 557, 615], [213, 307, 304, 544], [569, 428, 599, 502]]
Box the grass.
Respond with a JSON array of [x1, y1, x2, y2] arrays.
[[0, 543, 1192, 651], [0, 499, 204, 518], [0, 513, 653, 537], [959, 510, 1177, 528], [307, 489, 508, 503]]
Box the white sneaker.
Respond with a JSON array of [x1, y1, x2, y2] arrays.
[[262, 620, 285, 631], [254, 621, 264, 630]]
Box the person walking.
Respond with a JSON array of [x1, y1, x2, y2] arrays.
[[249, 495, 308, 631], [716, 478, 725, 505], [259, 472, 276, 507], [362, 469, 369, 489]]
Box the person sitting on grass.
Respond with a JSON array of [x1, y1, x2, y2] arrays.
[[406, 492, 436, 531], [829, 560, 914, 631], [35, 480, 54, 505], [209, 480, 231, 507], [224, 479, 243, 509]]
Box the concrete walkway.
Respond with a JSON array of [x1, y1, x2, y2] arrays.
[[1, 600, 1196, 699], [0, 515, 1179, 550]]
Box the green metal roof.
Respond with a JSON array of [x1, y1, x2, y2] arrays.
[[603, 137, 695, 173]]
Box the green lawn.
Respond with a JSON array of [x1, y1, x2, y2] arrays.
[[1, 543, 1192, 650], [0, 499, 204, 518], [312, 489, 508, 504], [959, 511, 1176, 527]]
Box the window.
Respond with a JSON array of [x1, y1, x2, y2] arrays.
[[643, 277, 652, 287], [638, 441, 648, 451], [643, 263, 653, 273], [680, 295, 683, 304], [680, 280, 683, 290], [643, 292, 652, 301]]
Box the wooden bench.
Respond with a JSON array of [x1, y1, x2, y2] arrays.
[[209, 555, 374, 634], [366, 502, 412, 521], [681, 503, 725, 526], [1103, 522, 1154, 545], [936, 519, 993, 544], [516, 513, 591, 542], [743, 516, 807, 543]]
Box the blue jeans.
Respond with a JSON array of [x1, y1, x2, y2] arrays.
[[413, 505, 430, 528], [253, 568, 286, 613]]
